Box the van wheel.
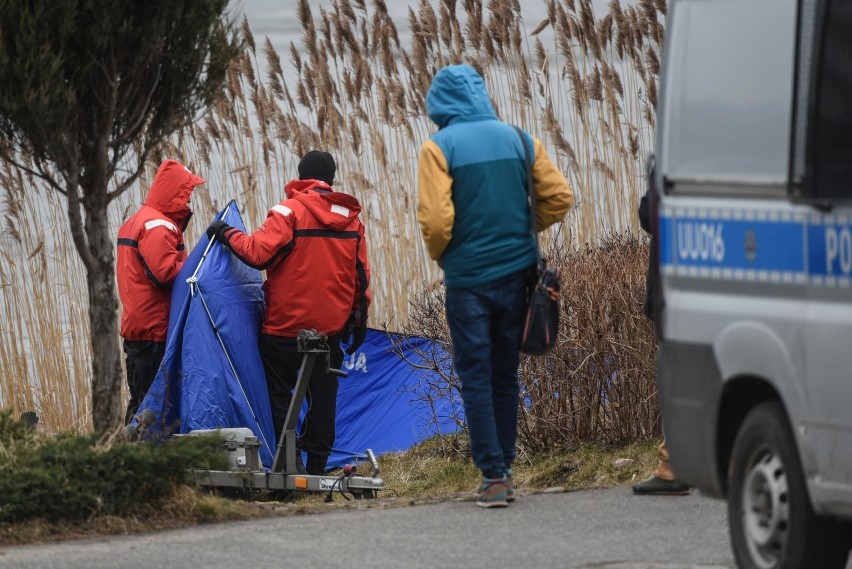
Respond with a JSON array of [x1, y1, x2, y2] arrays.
[[728, 401, 851, 569]]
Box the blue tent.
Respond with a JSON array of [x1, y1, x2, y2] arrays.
[[331, 330, 462, 468], [136, 201, 276, 468], [138, 201, 462, 471]]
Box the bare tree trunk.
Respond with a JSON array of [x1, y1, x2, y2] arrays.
[[87, 257, 124, 432], [83, 191, 124, 433]]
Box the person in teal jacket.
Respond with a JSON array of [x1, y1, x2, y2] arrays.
[[417, 64, 574, 508]]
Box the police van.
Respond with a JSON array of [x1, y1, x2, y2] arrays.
[[652, 0, 852, 567]]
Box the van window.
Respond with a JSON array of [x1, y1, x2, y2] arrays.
[[661, 0, 797, 185], [805, 0, 852, 201]]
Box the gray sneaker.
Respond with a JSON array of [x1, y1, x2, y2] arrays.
[[475, 478, 509, 508], [505, 470, 515, 502]]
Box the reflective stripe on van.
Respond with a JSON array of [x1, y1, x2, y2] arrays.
[[659, 205, 852, 288]]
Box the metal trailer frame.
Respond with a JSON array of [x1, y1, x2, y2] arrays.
[[188, 329, 384, 500]]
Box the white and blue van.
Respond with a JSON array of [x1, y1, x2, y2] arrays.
[[652, 0, 852, 567]]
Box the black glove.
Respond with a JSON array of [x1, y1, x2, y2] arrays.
[[206, 219, 233, 241], [342, 310, 360, 346], [345, 324, 366, 355]]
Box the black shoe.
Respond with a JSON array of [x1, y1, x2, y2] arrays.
[[306, 455, 328, 476], [632, 475, 690, 495]]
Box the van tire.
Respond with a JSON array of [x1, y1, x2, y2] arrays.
[[728, 401, 851, 569]]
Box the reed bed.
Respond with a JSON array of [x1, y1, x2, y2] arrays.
[[0, 0, 664, 434]]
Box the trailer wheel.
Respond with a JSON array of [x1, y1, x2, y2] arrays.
[[728, 401, 851, 569], [351, 489, 375, 500]]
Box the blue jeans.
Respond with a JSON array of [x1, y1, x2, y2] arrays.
[[445, 269, 528, 478]]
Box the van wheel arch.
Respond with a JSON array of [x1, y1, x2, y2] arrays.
[[716, 376, 782, 497]]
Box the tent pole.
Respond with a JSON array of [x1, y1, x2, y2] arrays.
[[195, 285, 274, 462], [188, 202, 232, 295]]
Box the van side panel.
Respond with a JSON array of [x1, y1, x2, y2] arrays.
[[653, 0, 801, 500], [657, 340, 724, 496], [655, 0, 852, 522], [803, 287, 852, 517]]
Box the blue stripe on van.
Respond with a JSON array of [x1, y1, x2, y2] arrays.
[[659, 208, 852, 286], [808, 222, 852, 278]]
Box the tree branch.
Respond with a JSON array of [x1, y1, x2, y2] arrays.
[[107, 143, 155, 201], [110, 64, 163, 149], [61, 153, 96, 272], [0, 147, 67, 195]]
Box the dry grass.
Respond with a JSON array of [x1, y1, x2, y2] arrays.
[[0, 485, 268, 546], [369, 431, 659, 498], [0, 435, 661, 546], [0, 0, 664, 433]]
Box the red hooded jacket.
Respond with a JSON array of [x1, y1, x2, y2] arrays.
[[221, 179, 372, 338], [117, 160, 205, 342]]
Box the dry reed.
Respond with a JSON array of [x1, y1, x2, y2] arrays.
[[0, 0, 665, 434]]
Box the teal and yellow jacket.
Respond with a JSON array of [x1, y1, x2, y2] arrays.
[[417, 64, 574, 289]]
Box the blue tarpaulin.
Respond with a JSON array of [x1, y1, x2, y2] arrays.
[[138, 201, 462, 472], [137, 201, 276, 468], [332, 330, 461, 468]]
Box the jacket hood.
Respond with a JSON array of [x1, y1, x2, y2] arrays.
[[426, 64, 497, 129], [285, 179, 362, 231], [145, 159, 206, 220]]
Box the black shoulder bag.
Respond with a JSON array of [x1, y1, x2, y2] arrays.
[[514, 126, 560, 356]]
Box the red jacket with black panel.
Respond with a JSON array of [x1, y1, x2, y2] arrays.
[[116, 160, 204, 342], [220, 179, 372, 338]]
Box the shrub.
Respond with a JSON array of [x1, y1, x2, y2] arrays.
[[393, 234, 658, 455], [0, 410, 228, 523], [520, 233, 658, 450]]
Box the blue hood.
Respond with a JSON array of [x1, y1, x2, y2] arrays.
[[426, 64, 497, 129]]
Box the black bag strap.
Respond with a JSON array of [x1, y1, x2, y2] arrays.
[[513, 125, 541, 269]]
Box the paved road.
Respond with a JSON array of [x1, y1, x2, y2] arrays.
[[0, 487, 735, 569]]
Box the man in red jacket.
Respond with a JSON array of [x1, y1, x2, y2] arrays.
[[117, 159, 206, 423], [207, 151, 371, 475]]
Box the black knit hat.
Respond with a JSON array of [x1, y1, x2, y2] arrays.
[[298, 150, 336, 185]]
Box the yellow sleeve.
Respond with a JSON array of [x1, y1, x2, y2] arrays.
[[417, 140, 454, 261], [532, 137, 574, 232]]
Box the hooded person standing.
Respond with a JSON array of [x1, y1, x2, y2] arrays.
[[632, 157, 690, 496], [206, 150, 371, 476], [117, 159, 206, 423], [417, 64, 574, 507]]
